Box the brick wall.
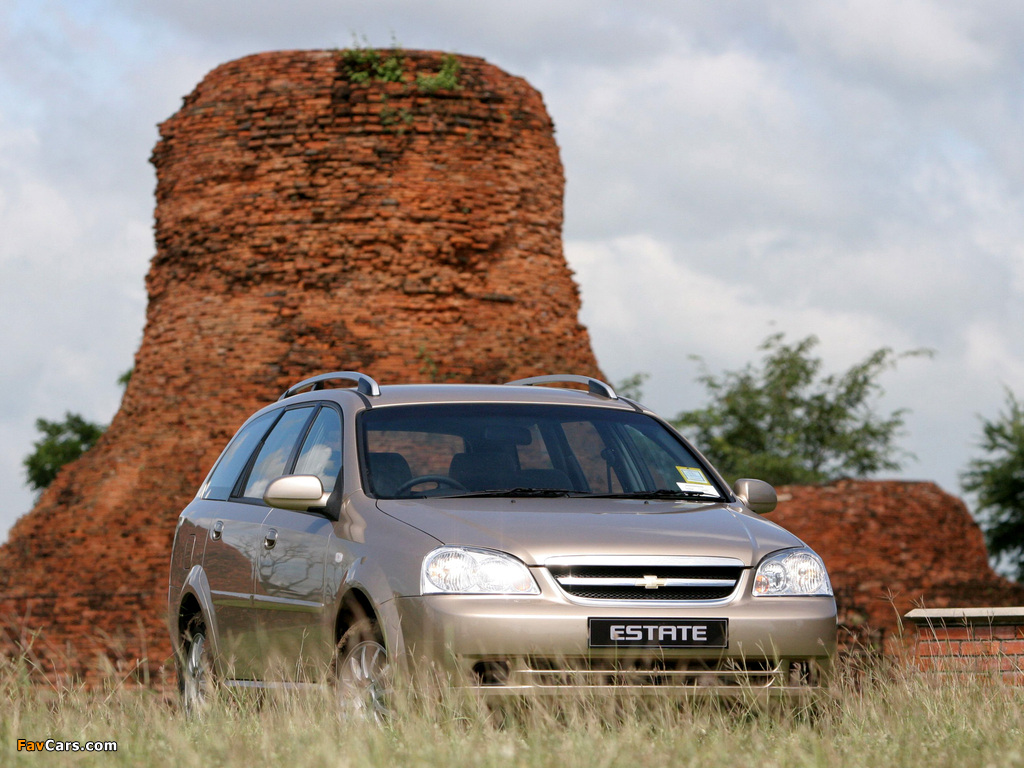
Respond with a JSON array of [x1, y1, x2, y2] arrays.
[[0, 49, 602, 686], [906, 608, 1024, 683], [772, 480, 1024, 651]]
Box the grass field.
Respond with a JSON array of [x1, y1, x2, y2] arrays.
[[2, 655, 1023, 767]]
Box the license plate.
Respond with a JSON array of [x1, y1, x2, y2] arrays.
[[589, 618, 728, 648]]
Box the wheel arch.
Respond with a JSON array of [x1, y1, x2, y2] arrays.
[[335, 588, 380, 647], [172, 565, 221, 662], [178, 593, 203, 637]]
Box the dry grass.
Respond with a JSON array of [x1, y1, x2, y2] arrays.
[[1, 653, 1023, 767]]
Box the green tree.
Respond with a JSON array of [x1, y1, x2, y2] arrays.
[[672, 333, 928, 486], [21, 370, 131, 493], [961, 390, 1024, 580], [23, 412, 106, 492]]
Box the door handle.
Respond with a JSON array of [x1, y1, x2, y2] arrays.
[[211, 520, 224, 541], [264, 528, 278, 550]]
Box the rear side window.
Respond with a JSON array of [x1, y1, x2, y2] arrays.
[[203, 411, 277, 501], [241, 407, 315, 499]]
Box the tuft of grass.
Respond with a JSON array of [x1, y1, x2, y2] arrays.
[[2, 652, 1024, 767]]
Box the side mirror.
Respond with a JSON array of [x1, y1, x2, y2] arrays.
[[263, 475, 329, 512], [732, 478, 777, 515]]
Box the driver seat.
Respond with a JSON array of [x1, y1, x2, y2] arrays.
[[448, 451, 515, 491], [366, 452, 412, 497]]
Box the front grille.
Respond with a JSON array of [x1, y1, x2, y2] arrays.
[[547, 564, 742, 602]]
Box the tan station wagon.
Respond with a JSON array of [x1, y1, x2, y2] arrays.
[[167, 372, 836, 716]]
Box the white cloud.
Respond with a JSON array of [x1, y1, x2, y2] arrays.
[[570, 235, 918, 356], [962, 321, 1024, 386], [775, 0, 997, 91]]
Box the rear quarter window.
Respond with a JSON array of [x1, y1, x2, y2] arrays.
[[203, 411, 278, 501]]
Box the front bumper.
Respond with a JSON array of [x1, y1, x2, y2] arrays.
[[392, 569, 837, 698]]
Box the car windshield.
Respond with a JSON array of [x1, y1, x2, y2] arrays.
[[360, 403, 726, 501]]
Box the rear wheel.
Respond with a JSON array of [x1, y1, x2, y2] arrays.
[[180, 616, 212, 718], [336, 619, 391, 722]]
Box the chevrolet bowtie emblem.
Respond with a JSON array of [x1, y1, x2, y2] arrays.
[[638, 574, 668, 589]]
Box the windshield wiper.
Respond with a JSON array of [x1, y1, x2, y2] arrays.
[[447, 487, 573, 499], [582, 489, 725, 502], [439, 488, 724, 502]]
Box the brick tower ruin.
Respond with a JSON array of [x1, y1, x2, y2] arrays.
[[0, 50, 602, 683]]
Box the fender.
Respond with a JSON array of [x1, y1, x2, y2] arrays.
[[325, 504, 440, 663], [172, 564, 223, 665], [329, 555, 408, 662]]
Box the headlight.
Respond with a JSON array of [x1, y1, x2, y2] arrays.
[[421, 546, 540, 595], [753, 548, 833, 597]]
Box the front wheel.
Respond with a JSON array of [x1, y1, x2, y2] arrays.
[[336, 619, 391, 722]]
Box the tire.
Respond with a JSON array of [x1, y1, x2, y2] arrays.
[[336, 619, 391, 722], [179, 616, 213, 718]]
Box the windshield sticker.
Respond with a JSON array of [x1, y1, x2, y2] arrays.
[[676, 482, 719, 496], [677, 466, 711, 485]]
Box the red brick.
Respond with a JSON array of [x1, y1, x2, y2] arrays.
[[917, 640, 960, 656], [971, 656, 1004, 673], [1000, 640, 1024, 656], [959, 641, 1002, 656], [1000, 655, 1024, 672], [927, 626, 975, 641]]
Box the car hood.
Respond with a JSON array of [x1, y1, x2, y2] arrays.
[[375, 497, 806, 567]]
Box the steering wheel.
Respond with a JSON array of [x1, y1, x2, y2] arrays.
[[394, 475, 468, 497]]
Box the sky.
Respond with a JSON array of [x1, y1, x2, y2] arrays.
[[2, 0, 1023, 543]]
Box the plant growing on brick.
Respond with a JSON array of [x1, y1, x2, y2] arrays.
[[416, 54, 462, 93], [342, 44, 405, 84]]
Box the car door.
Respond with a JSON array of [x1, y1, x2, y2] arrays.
[[211, 404, 316, 679], [254, 404, 340, 681], [201, 502, 271, 680], [198, 409, 278, 681]]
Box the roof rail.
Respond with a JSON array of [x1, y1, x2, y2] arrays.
[[279, 371, 381, 400], [505, 374, 618, 400]]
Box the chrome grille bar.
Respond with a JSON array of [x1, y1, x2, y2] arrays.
[[555, 576, 736, 588]]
